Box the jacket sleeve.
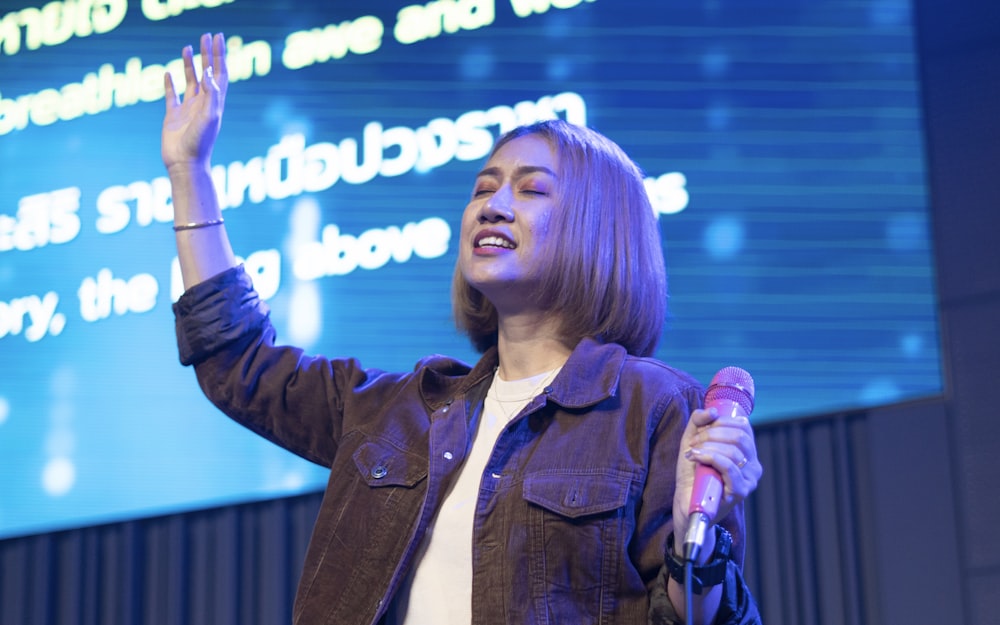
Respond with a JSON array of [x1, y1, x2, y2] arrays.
[[648, 560, 762, 625], [641, 382, 762, 624], [172, 265, 392, 467]]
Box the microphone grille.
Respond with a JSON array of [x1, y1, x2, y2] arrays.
[[706, 366, 755, 415]]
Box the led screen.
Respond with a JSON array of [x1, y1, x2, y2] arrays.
[[0, 0, 942, 538]]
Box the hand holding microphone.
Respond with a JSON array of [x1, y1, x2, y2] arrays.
[[680, 366, 759, 562]]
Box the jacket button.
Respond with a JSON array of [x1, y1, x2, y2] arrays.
[[371, 465, 388, 479], [443, 451, 453, 460]]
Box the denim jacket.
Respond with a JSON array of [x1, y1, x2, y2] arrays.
[[174, 266, 760, 625]]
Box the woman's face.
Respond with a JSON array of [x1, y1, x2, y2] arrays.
[[458, 133, 561, 313]]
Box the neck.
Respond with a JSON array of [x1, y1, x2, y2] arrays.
[[495, 313, 574, 380]]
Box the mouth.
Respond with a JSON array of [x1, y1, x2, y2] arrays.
[[474, 232, 517, 250]]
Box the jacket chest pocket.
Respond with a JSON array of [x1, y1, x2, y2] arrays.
[[352, 437, 427, 488], [522, 470, 634, 594]]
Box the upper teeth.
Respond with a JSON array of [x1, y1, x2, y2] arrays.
[[478, 236, 514, 249]]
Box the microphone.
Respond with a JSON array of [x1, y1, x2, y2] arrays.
[[682, 366, 755, 562]]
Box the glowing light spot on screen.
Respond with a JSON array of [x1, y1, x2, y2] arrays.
[[0, 397, 9, 425], [901, 333, 924, 357], [280, 121, 310, 140], [706, 103, 731, 131], [289, 284, 322, 347], [704, 217, 745, 259], [262, 467, 308, 493], [286, 197, 323, 347], [459, 47, 494, 80], [546, 57, 571, 81], [264, 99, 311, 136], [859, 378, 902, 406], [42, 457, 76, 497], [280, 471, 307, 491], [886, 213, 926, 251], [701, 49, 730, 79], [288, 196, 322, 243], [870, 0, 909, 26]]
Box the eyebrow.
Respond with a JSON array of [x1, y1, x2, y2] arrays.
[[475, 165, 559, 180]]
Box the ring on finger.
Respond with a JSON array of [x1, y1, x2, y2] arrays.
[[736, 456, 749, 470]]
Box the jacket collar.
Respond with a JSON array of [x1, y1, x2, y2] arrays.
[[549, 337, 627, 409], [418, 337, 627, 411]]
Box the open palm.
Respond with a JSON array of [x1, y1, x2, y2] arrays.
[[162, 33, 229, 170]]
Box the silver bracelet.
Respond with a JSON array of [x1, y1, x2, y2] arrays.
[[173, 217, 224, 232]]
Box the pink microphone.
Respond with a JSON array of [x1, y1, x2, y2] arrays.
[[683, 366, 755, 561]]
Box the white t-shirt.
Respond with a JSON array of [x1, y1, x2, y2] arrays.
[[387, 367, 560, 624]]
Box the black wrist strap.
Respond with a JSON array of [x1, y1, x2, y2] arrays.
[[665, 525, 732, 594]]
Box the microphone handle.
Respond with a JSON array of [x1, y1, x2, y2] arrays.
[[682, 396, 745, 561], [683, 464, 722, 561]]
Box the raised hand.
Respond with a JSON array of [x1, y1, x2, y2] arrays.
[[163, 33, 237, 289], [162, 33, 229, 171]]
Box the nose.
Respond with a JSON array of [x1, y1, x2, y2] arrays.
[[479, 186, 514, 223]]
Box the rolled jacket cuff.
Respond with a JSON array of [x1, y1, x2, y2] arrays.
[[172, 265, 270, 366]]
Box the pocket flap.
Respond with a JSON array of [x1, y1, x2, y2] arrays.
[[523, 471, 631, 519], [352, 438, 427, 488]]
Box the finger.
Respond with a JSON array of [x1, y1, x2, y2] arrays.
[[212, 33, 229, 89], [687, 443, 760, 497], [200, 32, 212, 77], [689, 441, 751, 472], [204, 64, 216, 95], [689, 416, 753, 451], [204, 65, 225, 124], [163, 71, 179, 109], [689, 407, 720, 428], [182, 44, 198, 97], [686, 421, 759, 478]]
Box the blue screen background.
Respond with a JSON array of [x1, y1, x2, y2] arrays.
[[0, 0, 942, 538]]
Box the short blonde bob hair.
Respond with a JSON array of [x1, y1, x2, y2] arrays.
[[452, 119, 667, 358]]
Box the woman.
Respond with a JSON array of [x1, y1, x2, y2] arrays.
[[164, 33, 763, 625]]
